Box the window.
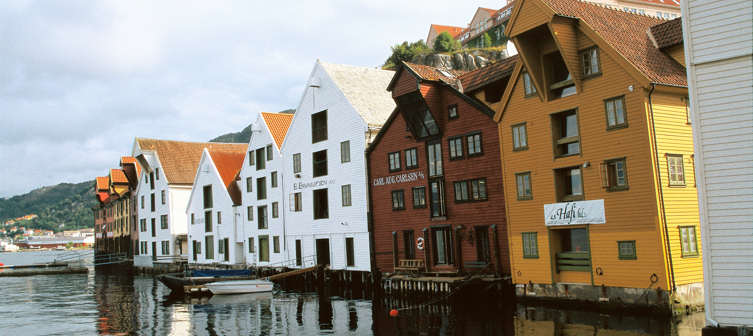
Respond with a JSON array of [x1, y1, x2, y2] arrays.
[[341, 184, 352, 207], [555, 167, 584, 202], [427, 141, 443, 177], [205, 235, 214, 260], [140, 219, 146, 232], [341, 141, 350, 163], [266, 144, 273, 161], [160, 215, 168, 230], [388, 152, 401, 172], [412, 187, 426, 208], [429, 179, 446, 218], [470, 179, 487, 201], [475, 226, 491, 262], [161, 241, 170, 255], [601, 158, 628, 191], [523, 72, 536, 97], [257, 177, 266, 200], [668, 154, 686, 186], [140, 196, 144, 209], [679, 226, 699, 257], [218, 239, 224, 254], [448, 104, 458, 119], [255, 148, 266, 170], [150, 193, 155, 212], [156, 168, 160, 180], [150, 172, 155, 190], [248, 237, 255, 253], [313, 150, 328, 177], [618, 240, 637, 260], [151, 218, 156, 237], [204, 211, 212, 232], [683, 96, 692, 124], [391, 190, 405, 210], [203, 185, 212, 208], [404, 105, 440, 139], [293, 153, 301, 174], [546, 51, 576, 98], [293, 192, 302, 212], [580, 47, 600, 77], [405, 148, 418, 169], [217, 211, 222, 225], [258, 206, 268, 229], [345, 237, 355, 266], [270, 202, 278, 218], [248, 150, 255, 166], [522, 232, 538, 258], [313, 188, 329, 219], [432, 227, 453, 265], [273, 236, 280, 253], [247, 206, 253, 221], [246, 177, 253, 193], [552, 110, 580, 157], [190, 213, 194, 225], [161, 190, 166, 204], [512, 123, 528, 151], [403, 230, 415, 259], [467, 133, 482, 156], [516, 172, 532, 200], [258, 236, 269, 262], [312, 110, 327, 143], [448, 137, 464, 160], [267, 172, 276, 189], [454, 179, 487, 202], [454, 181, 469, 202], [605, 96, 627, 129]]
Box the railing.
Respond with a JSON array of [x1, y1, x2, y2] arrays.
[[53, 250, 91, 264], [262, 255, 318, 269], [93, 252, 129, 266], [556, 252, 591, 272]]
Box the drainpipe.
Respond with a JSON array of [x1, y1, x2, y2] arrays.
[[648, 83, 677, 293]]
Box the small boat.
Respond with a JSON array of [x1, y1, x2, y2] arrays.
[[204, 279, 274, 295], [157, 269, 255, 293]]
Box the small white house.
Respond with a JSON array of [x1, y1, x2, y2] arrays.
[[238, 112, 293, 267], [681, 0, 753, 330], [186, 148, 246, 265], [132, 138, 247, 268], [281, 60, 395, 272]]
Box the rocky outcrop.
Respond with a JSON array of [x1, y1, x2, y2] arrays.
[[411, 49, 510, 71]]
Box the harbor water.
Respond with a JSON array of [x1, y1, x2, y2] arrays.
[[0, 250, 704, 335]]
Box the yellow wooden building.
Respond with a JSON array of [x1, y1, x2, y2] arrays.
[[494, 0, 702, 309]]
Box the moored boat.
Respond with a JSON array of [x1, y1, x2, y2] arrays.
[[204, 279, 274, 295], [157, 269, 255, 293]]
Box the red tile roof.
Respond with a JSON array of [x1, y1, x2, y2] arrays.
[[633, 0, 680, 7], [96, 176, 109, 191], [402, 62, 466, 83], [207, 149, 246, 205], [459, 55, 519, 92], [110, 169, 129, 184], [540, 0, 687, 86], [430, 24, 465, 38], [261, 112, 294, 149], [649, 17, 683, 49], [97, 192, 110, 203], [135, 138, 247, 185]]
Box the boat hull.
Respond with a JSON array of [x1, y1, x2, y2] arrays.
[[157, 274, 256, 293], [204, 280, 274, 295]]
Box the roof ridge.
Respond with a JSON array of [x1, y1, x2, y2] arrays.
[[135, 137, 245, 146], [577, 0, 670, 20]]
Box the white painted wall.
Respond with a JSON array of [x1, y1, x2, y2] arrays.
[[239, 115, 287, 266], [682, 0, 753, 328], [281, 62, 372, 272]]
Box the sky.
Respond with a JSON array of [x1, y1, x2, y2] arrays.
[[0, 0, 505, 198]]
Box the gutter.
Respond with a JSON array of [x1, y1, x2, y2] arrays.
[[648, 83, 677, 293]]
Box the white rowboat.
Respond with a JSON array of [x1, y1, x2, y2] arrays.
[[204, 279, 274, 295]]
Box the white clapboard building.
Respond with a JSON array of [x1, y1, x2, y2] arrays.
[[681, 0, 753, 331], [132, 138, 246, 269], [238, 112, 294, 266], [281, 60, 395, 272], [186, 148, 246, 265]]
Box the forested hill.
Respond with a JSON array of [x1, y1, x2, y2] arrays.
[[209, 109, 295, 143], [0, 180, 95, 232]]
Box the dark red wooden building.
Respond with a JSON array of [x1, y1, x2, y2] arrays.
[[367, 57, 517, 276]]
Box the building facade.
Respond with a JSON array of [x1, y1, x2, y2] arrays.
[[281, 60, 395, 272], [238, 112, 293, 267], [495, 0, 701, 308], [132, 138, 246, 269], [186, 148, 246, 266], [368, 59, 516, 276], [681, 0, 753, 330]]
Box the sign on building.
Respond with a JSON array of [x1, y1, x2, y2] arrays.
[[544, 199, 605, 226]]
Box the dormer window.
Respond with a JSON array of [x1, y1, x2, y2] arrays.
[[580, 47, 600, 77], [545, 51, 576, 99]]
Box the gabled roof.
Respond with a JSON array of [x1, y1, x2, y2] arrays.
[[459, 55, 519, 92], [134, 138, 247, 185], [402, 62, 466, 84], [261, 112, 294, 149], [318, 61, 396, 128], [535, 0, 687, 87], [633, 0, 680, 7], [120, 156, 141, 176], [649, 17, 683, 49], [110, 169, 129, 184], [96, 176, 110, 191], [207, 149, 246, 205], [479, 7, 498, 16], [430, 24, 465, 38]]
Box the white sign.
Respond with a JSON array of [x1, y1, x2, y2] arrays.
[[416, 237, 424, 250], [372, 171, 425, 187], [544, 199, 606, 226], [292, 179, 336, 191]]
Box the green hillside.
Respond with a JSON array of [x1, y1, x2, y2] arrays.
[[0, 180, 95, 232]]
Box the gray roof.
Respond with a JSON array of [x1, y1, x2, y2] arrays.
[[319, 61, 396, 128]]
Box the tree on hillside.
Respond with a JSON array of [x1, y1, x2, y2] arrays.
[[433, 32, 462, 52], [383, 40, 430, 69], [483, 32, 493, 48]]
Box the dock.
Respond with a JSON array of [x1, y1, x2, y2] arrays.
[[0, 262, 88, 277]]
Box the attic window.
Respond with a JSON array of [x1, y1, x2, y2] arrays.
[[580, 47, 601, 77], [398, 91, 440, 139], [545, 51, 576, 99]]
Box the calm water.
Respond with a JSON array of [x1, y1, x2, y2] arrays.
[[0, 251, 704, 335]]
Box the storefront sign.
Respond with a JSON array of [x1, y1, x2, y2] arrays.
[[544, 199, 605, 226], [293, 179, 336, 191], [372, 171, 425, 187]]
